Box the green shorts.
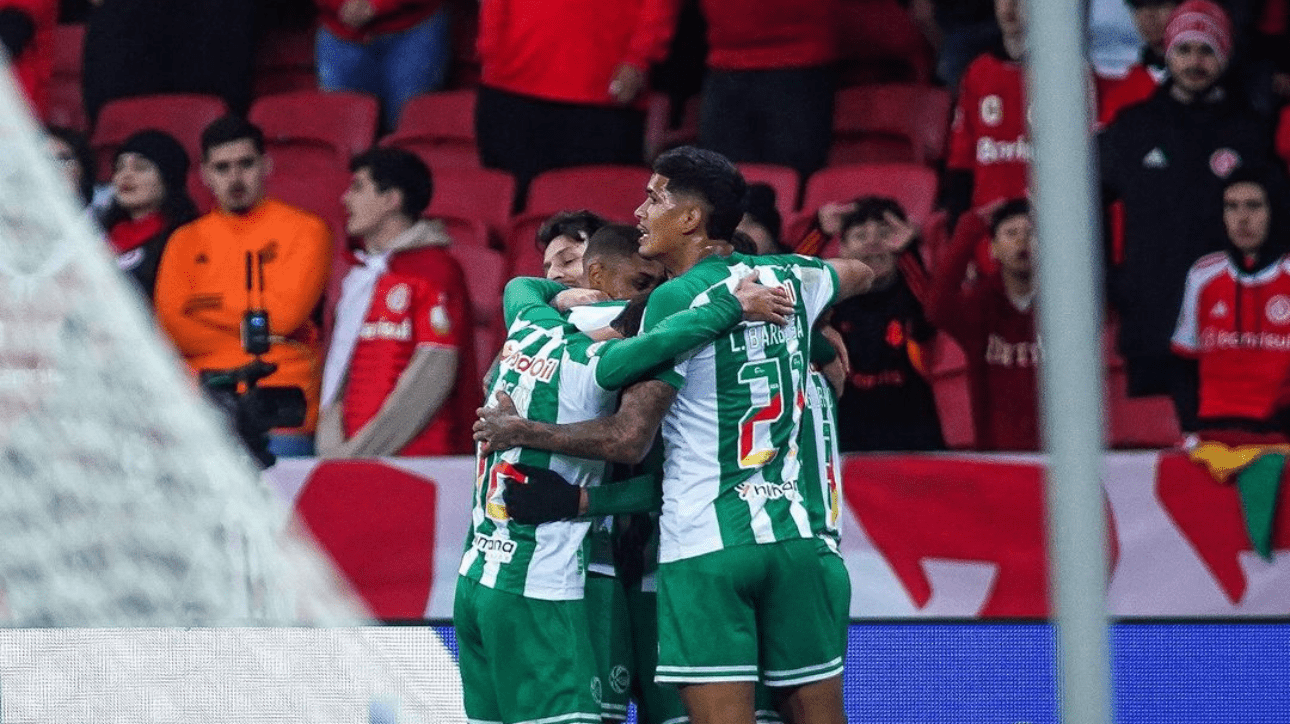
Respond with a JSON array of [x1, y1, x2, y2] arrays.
[[819, 539, 852, 647], [454, 575, 601, 724], [655, 538, 844, 688], [625, 587, 783, 724], [585, 573, 633, 721]]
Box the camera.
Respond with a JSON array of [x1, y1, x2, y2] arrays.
[[201, 358, 306, 469]]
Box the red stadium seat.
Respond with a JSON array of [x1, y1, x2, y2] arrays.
[[738, 163, 800, 219], [786, 162, 939, 248], [524, 164, 650, 220], [90, 93, 227, 181], [447, 244, 508, 370], [253, 27, 316, 98], [830, 83, 952, 167], [384, 90, 480, 170], [437, 212, 492, 249], [837, 0, 935, 85], [503, 212, 550, 280], [292, 461, 437, 620], [250, 90, 378, 176], [425, 166, 516, 245], [1103, 324, 1181, 449], [48, 23, 87, 131]]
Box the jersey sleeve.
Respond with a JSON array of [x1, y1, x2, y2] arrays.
[[1171, 265, 1206, 356], [639, 276, 700, 389], [781, 254, 838, 327], [411, 276, 466, 349], [594, 290, 742, 390], [946, 59, 980, 173], [585, 471, 663, 515], [502, 277, 567, 328]]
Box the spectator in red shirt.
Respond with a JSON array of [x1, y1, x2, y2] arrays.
[[317, 147, 479, 457], [925, 197, 1042, 451], [1098, 0, 1181, 126], [313, 0, 450, 130]]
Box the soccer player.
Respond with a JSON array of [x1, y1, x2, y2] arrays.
[[475, 146, 875, 724], [455, 263, 793, 724]]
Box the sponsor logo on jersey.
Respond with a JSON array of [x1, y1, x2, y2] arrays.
[[498, 341, 560, 383], [975, 136, 1031, 165], [984, 334, 1042, 367], [1199, 328, 1290, 351], [1142, 147, 1168, 169], [1209, 300, 1229, 318], [359, 318, 412, 341], [116, 248, 145, 271], [1210, 148, 1241, 179], [980, 94, 1003, 127], [736, 480, 802, 503], [471, 532, 517, 564], [385, 283, 410, 313], [609, 665, 631, 694], [1267, 295, 1290, 325]]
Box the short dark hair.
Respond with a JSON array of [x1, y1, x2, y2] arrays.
[[200, 114, 264, 159], [730, 230, 759, 255], [610, 290, 653, 337], [653, 146, 746, 242], [584, 223, 643, 265], [350, 147, 433, 218], [839, 196, 908, 238], [742, 183, 782, 244], [536, 209, 608, 252], [990, 197, 1032, 236]]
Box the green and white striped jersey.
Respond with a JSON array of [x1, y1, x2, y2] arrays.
[[642, 253, 839, 563], [800, 366, 842, 551], [459, 278, 745, 599]]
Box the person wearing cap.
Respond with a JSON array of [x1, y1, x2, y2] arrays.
[[1100, 0, 1276, 432], [101, 129, 199, 301]]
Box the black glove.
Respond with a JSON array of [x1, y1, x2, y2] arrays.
[[502, 463, 582, 524]]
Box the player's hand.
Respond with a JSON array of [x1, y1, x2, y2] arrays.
[[502, 463, 583, 524], [734, 273, 793, 326], [608, 63, 646, 104], [554, 287, 610, 312], [881, 210, 919, 253], [474, 390, 523, 454], [338, 0, 375, 28], [817, 201, 858, 237]]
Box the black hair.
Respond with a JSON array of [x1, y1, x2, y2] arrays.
[[536, 209, 608, 252], [610, 290, 653, 338], [45, 125, 95, 205], [1221, 164, 1290, 269], [839, 196, 908, 238], [730, 230, 758, 255], [653, 146, 746, 242], [200, 114, 265, 158], [742, 183, 782, 244], [990, 197, 1032, 236], [350, 147, 434, 218], [584, 223, 643, 264], [101, 129, 199, 234]]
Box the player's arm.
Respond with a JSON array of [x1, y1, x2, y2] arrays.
[[824, 257, 875, 303], [503, 469, 663, 524], [477, 379, 678, 464], [323, 344, 458, 458], [594, 276, 792, 389], [501, 276, 567, 328]]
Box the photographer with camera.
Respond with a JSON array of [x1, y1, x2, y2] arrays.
[[154, 115, 332, 462]]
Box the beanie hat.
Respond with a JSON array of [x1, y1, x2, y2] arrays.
[[1164, 0, 1233, 66], [114, 129, 190, 197]]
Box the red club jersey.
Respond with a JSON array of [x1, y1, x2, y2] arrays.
[[1172, 252, 1290, 421], [947, 52, 1031, 208], [341, 246, 477, 455]]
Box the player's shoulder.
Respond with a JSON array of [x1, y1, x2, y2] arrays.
[[1189, 251, 1230, 276]]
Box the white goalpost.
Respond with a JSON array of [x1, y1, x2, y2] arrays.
[[0, 54, 464, 723]]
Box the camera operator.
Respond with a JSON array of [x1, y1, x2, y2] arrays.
[[154, 115, 332, 459]]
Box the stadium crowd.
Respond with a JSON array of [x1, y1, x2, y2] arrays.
[[12, 0, 1290, 722]]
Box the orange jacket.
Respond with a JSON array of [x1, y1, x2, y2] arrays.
[[155, 198, 332, 432]]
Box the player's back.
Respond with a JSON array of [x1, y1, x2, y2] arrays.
[[642, 252, 838, 563]]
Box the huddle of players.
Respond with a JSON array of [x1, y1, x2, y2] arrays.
[[454, 146, 876, 724]]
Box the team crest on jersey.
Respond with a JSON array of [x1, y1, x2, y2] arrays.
[[1267, 295, 1290, 325], [385, 283, 410, 313], [430, 302, 451, 334], [609, 665, 630, 694], [980, 95, 1003, 127], [1209, 300, 1229, 318], [1210, 148, 1241, 179]]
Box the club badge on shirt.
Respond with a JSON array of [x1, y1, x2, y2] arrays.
[[385, 283, 410, 314]]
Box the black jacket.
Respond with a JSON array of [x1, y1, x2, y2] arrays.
[[1099, 82, 1274, 360]]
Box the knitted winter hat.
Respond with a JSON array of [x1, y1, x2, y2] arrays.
[[114, 129, 190, 197], [1164, 0, 1233, 66]]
